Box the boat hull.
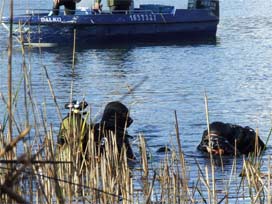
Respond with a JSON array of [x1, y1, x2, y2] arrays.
[[2, 7, 219, 46]]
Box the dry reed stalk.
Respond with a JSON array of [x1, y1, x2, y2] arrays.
[[173, 169, 178, 203], [0, 91, 24, 136], [72, 29, 76, 70], [32, 161, 50, 204], [0, 185, 28, 204], [68, 29, 77, 109], [174, 110, 193, 202], [100, 152, 108, 202], [18, 22, 30, 139], [42, 65, 62, 122], [204, 93, 217, 204], [6, 5, 14, 203], [254, 128, 259, 158], [0, 126, 31, 157], [17, 27, 43, 150], [0, 0, 5, 21], [100, 140, 112, 202], [145, 171, 156, 204], [0, 146, 44, 204], [243, 158, 255, 202], [243, 157, 267, 203], [158, 153, 171, 203], [204, 165, 212, 204], [120, 150, 133, 204], [139, 135, 148, 179], [47, 126, 65, 204], [86, 129, 100, 201], [139, 135, 152, 202], [7, 0, 13, 146], [223, 154, 238, 204], [195, 158, 212, 202], [268, 157, 271, 204]]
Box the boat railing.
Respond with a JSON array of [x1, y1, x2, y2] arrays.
[[92, 8, 176, 15], [15, 9, 53, 15], [6, 7, 175, 18], [110, 9, 155, 14]]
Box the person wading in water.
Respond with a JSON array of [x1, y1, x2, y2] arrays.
[[197, 121, 265, 156], [93, 101, 136, 161], [58, 100, 135, 161], [57, 100, 89, 155]]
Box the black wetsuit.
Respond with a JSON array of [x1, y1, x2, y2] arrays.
[[197, 122, 265, 155], [93, 101, 135, 160], [53, 0, 76, 15]]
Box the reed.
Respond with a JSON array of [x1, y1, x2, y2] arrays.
[[0, 77, 271, 204], [0, 103, 271, 203], [1, 27, 271, 204]]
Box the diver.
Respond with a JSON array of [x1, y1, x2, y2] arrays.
[[57, 99, 89, 153], [51, 0, 81, 16], [93, 101, 136, 161], [197, 121, 265, 156]]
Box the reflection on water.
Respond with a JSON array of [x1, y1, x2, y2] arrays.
[[26, 35, 217, 51]]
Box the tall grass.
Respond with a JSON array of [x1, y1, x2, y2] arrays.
[[0, 92, 270, 203], [0, 22, 271, 204]]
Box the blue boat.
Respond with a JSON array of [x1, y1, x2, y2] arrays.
[[1, 0, 219, 47]]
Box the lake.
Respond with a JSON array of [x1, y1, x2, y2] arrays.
[[0, 0, 272, 201]]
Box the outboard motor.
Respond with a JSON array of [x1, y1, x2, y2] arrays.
[[188, 0, 219, 18]]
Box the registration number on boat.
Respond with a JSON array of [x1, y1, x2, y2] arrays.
[[129, 14, 156, 22]]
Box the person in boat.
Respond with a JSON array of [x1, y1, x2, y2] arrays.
[[92, 0, 103, 13], [197, 121, 265, 156], [93, 101, 136, 160], [51, 0, 81, 16], [196, 0, 205, 9], [57, 100, 89, 153]]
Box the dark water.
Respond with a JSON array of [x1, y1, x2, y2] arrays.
[[1, 0, 272, 201]]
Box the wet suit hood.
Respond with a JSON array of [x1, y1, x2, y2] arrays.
[[94, 101, 135, 160], [100, 101, 133, 131]]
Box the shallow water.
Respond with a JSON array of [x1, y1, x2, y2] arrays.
[[1, 0, 272, 202]]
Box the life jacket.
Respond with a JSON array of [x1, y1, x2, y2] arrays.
[[58, 112, 89, 152]]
